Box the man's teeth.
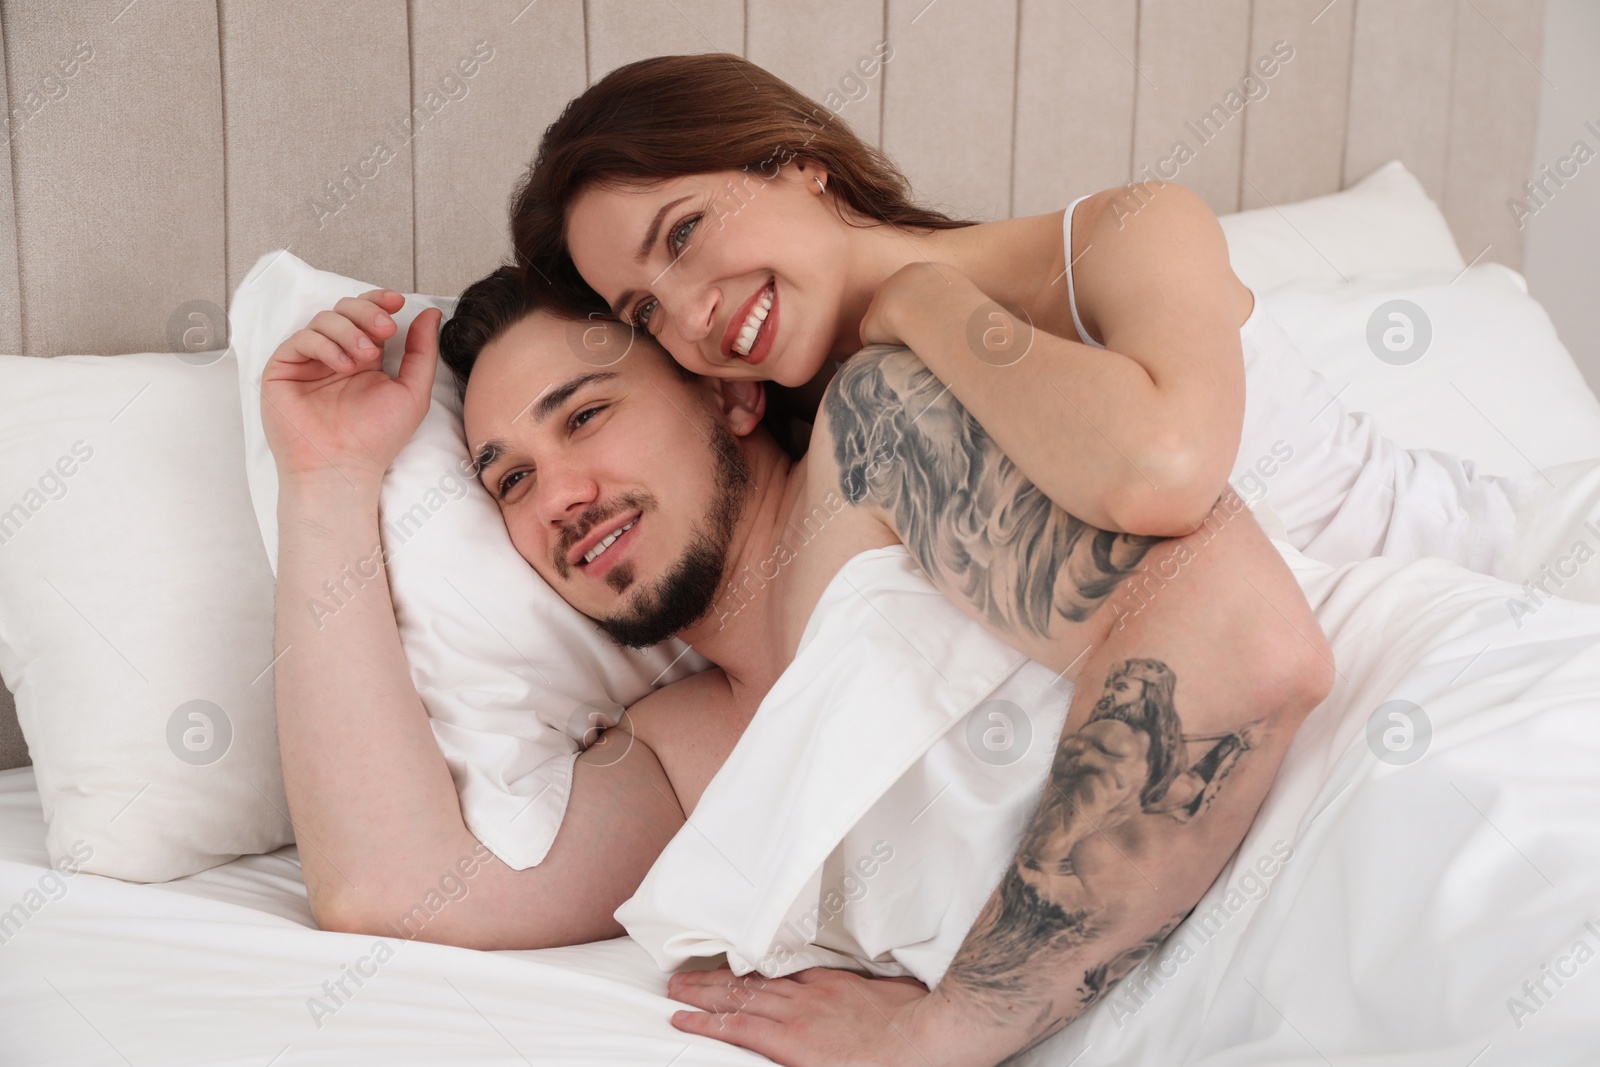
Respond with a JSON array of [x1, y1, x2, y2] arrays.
[[583, 517, 637, 565], [733, 283, 774, 357]]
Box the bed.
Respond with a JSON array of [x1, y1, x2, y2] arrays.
[[1, 2, 1587, 1065]]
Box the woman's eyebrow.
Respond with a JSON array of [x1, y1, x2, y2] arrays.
[[610, 194, 694, 319], [636, 195, 692, 262]]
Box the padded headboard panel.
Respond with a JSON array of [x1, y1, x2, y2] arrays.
[[0, 0, 1547, 770]]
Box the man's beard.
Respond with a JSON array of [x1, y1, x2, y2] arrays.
[[594, 419, 751, 649]]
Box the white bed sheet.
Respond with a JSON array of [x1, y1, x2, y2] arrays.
[[0, 767, 761, 1066], [622, 535, 1600, 1066], [14, 537, 1600, 1067]]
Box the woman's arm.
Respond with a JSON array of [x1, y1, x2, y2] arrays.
[[871, 182, 1249, 537]]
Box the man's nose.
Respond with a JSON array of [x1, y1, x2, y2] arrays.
[[533, 465, 600, 532]]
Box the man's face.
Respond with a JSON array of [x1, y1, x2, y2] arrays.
[[463, 311, 752, 648]]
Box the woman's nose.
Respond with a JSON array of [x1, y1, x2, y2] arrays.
[[668, 282, 719, 347]]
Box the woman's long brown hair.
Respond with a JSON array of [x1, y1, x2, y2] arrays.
[[510, 51, 975, 318]]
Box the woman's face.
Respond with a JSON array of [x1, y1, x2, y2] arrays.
[[565, 163, 852, 389]]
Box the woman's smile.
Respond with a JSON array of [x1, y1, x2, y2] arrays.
[[723, 277, 778, 366]]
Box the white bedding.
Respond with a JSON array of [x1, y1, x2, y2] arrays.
[[0, 768, 763, 1066], [8, 168, 1600, 1063], [1049, 546, 1600, 1065], [622, 537, 1600, 1065], [10, 530, 1600, 1065]]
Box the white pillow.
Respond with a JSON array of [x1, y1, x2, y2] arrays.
[[1219, 160, 1466, 292], [0, 351, 291, 882], [229, 251, 708, 870], [1261, 263, 1600, 476]]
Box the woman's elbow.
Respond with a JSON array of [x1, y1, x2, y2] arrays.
[[1105, 445, 1235, 537]]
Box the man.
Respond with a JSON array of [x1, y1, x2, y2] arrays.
[[262, 269, 1331, 1066]]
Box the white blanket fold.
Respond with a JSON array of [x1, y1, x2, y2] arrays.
[[616, 544, 1072, 986], [619, 537, 1600, 1063]]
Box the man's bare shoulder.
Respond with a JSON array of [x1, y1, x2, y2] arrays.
[[619, 666, 754, 816], [624, 666, 736, 746]]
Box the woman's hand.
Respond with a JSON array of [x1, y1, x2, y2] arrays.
[[260, 289, 441, 486], [857, 261, 977, 349]]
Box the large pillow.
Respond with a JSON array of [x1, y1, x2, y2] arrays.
[[0, 351, 291, 882], [1261, 263, 1600, 476], [1219, 160, 1466, 292], [229, 251, 708, 870]]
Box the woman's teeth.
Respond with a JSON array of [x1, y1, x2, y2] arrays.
[[583, 517, 637, 564], [733, 282, 774, 357]]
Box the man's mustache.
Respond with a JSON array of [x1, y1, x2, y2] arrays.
[[555, 491, 655, 574]]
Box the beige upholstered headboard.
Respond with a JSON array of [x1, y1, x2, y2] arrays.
[[0, 0, 1547, 771]]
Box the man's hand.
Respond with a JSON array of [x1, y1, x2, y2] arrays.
[[668, 966, 952, 1067], [260, 288, 439, 484]]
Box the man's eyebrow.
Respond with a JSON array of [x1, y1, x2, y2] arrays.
[[471, 371, 620, 478], [610, 194, 693, 320], [471, 440, 505, 479]]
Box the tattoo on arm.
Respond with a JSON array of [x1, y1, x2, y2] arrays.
[[824, 348, 1265, 1050], [824, 346, 1163, 637], [945, 658, 1264, 1041], [994, 908, 1192, 1067]]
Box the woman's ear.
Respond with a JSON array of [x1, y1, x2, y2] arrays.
[[787, 159, 829, 195], [713, 378, 767, 436]]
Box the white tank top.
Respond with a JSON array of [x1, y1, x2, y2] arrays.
[[1060, 194, 1516, 570]]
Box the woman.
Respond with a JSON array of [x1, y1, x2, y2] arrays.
[[509, 52, 1600, 601]]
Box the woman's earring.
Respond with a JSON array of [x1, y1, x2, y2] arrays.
[[815, 176, 826, 194]]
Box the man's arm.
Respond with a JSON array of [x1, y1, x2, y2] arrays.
[[668, 347, 1332, 1065], [274, 472, 688, 950], [839, 348, 1331, 1063], [262, 294, 688, 950]]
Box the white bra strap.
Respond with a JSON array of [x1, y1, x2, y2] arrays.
[[1062, 193, 1105, 350]]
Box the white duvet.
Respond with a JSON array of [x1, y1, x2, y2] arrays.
[[621, 536, 1600, 1065], [8, 530, 1599, 1064]]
